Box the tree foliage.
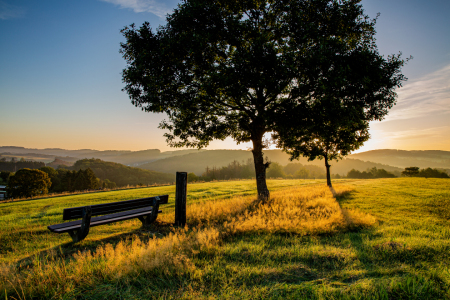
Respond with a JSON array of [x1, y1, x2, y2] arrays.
[[0, 171, 13, 185], [39, 166, 60, 191], [202, 160, 255, 181], [187, 172, 199, 183], [7, 168, 51, 198], [347, 167, 396, 179], [418, 168, 449, 178], [266, 162, 286, 178], [402, 167, 420, 177], [200, 160, 330, 181], [120, 0, 407, 199], [275, 99, 371, 187], [273, 3, 409, 187], [400, 167, 449, 178], [0, 160, 45, 172]]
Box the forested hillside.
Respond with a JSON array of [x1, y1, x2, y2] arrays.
[[139, 150, 402, 176], [0, 147, 204, 166], [0, 160, 45, 172], [3, 147, 450, 173], [70, 159, 174, 187]]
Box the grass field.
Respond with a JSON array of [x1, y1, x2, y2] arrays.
[[1, 178, 450, 299]]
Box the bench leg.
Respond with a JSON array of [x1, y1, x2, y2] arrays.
[[68, 206, 92, 243], [138, 197, 160, 227]]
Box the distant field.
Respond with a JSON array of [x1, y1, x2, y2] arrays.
[[1, 178, 450, 299]]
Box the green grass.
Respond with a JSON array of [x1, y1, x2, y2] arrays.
[[0, 179, 318, 265], [2, 178, 450, 299]]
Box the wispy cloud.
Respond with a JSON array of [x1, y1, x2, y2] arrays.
[[0, 1, 25, 20], [383, 63, 450, 122], [100, 0, 172, 18], [380, 126, 449, 141]]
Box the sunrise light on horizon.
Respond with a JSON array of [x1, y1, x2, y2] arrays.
[[1, 0, 449, 153]]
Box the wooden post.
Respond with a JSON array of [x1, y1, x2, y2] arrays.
[[175, 172, 187, 227]]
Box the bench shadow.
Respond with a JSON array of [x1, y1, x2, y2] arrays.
[[14, 221, 175, 270]]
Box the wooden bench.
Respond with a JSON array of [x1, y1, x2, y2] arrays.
[[48, 195, 169, 242]]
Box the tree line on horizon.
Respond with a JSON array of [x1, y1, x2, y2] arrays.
[[3, 168, 103, 199], [0, 158, 45, 172], [0, 158, 176, 199], [401, 167, 449, 178], [1, 159, 448, 199], [190, 160, 336, 182], [185, 160, 449, 183]]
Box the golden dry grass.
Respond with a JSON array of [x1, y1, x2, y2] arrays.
[[187, 184, 375, 235], [1, 184, 374, 297]]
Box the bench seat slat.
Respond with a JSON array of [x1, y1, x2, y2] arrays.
[[63, 195, 169, 220], [49, 206, 162, 233]]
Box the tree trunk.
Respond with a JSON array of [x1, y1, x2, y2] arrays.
[[252, 138, 270, 202], [325, 156, 332, 187]]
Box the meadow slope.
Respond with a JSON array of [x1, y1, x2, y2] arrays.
[[1, 178, 449, 299]]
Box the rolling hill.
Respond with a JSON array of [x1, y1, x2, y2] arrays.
[[0, 147, 204, 166], [139, 149, 403, 176], [349, 149, 450, 169], [3, 147, 449, 176]]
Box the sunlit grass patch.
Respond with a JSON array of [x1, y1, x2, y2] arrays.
[[221, 185, 374, 235], [1, 183, 371, 298]]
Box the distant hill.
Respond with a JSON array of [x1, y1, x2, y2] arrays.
[[349, 150, 450, 169], [46, 158, 73, 168], [0, 152, 69, 164], [0, 147, 204, 166], [139, 149, 403, 176], [3, 147, 449, 175], [70, 159, 174, 187]]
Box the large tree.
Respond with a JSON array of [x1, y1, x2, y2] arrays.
[[120, 0, 406, 200]]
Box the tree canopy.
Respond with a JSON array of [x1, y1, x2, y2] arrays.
[[121, 0, 407, 199], [402, 167, 420, 177], [7, 168, 51, 198], [274, 97, 371, 187]]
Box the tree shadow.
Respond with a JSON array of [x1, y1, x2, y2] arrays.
[[328, 190, 420, 284]]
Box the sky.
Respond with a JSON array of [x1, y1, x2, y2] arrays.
[[0, 0, 449, 153]]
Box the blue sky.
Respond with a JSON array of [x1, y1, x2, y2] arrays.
[[0, 0, 449, 152]]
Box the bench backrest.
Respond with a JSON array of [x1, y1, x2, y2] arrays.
[[62, 195, 169, 220]]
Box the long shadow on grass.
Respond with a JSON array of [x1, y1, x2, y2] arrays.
[[333, 191, 416, 282], [14, 221, 175, 270], [207, 189, 415, 291]]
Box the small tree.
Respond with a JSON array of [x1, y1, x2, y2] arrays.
[[39, 166, 59, 192], [294, 168, 310, 180], [73, 168, 98, 191], [275, 99, 370, 187], [7, 168, 51, 198], [60, 169, 77, 192], [102, 179, 117, 189], [402, 167, 419, 177], [266, 162, 285, 179], [187, 172, 199, 182]]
